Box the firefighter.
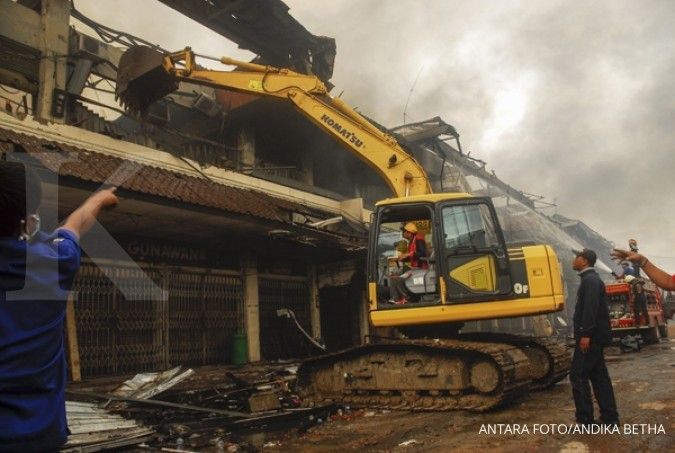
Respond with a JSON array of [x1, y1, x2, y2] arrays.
[[620, 261, 637, 278], [630, 277, 650, 326]]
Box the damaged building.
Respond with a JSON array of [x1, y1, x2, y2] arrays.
[[1, 0, 375, 379], [1, 0, 618, 381]]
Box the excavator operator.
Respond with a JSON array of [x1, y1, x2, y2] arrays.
[[387, 222, 428, 304]]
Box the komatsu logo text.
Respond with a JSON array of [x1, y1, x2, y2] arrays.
[[320, 114, 364, 148]]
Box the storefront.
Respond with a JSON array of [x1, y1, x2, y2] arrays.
[[1, 125, 368, 378]]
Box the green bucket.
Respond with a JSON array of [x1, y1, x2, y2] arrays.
[[231, 332, 248, 365]]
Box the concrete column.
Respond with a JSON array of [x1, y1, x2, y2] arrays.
[[308, 264, 321, 340], [238, 127, 255, 173], [241, 253, 261, 362], [35, 0, 70, 123]]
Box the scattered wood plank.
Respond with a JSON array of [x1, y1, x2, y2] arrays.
[[66, 389, 253, 418], [65, 293, 81, 382], [63, 429, 154, 452]]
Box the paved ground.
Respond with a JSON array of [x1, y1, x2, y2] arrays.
[[266, 337, 675, 452]]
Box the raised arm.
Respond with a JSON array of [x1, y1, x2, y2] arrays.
[[611, 248, 675, 291], [58, 188, 119, 240]]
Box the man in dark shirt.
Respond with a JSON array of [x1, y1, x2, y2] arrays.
[[570, 248, 619, 427], [0, 161, 118, 451]]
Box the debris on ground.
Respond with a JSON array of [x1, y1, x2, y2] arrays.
[[248, 391, 281, 412], [619, 335, 643, 353], [62, 401, 154, 452], [112, 366, 195, 400], [398, 439, 420, 447], [67, 361, 338, 450], [62, 342, 674, 451], [559, 441, 590, 453]]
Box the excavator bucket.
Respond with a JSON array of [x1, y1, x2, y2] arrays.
[[115, 46, 179, 116]]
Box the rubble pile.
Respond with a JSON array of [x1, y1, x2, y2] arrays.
[[67, 363, 339, 451]]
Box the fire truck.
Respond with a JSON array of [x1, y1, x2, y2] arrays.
[[606, 279, 668, 344]]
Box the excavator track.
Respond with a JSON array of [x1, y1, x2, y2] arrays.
[[459, 333, 570, 390], [297, 339, 532, 412]]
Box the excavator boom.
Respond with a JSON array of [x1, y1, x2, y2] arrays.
[[116, 47, 432, 198]]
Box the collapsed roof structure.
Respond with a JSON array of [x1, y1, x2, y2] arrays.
[[156, 0, 337, 83]]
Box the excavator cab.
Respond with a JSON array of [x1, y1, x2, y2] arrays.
[[372, 194, 512, 311], [368, 193, 565, 329]]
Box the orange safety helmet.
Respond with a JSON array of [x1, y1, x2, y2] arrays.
[[402, 222, 418, 234]]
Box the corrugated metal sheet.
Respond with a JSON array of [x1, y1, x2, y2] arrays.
[[63, 401, 154, 452]]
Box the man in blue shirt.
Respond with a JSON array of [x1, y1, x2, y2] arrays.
[[620, 261, 637, 277], [0, 161, 118, 451]]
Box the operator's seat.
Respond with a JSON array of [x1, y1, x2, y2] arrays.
[[404, 250, 437, 296]]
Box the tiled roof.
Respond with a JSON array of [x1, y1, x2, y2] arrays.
[[0, 127, 304, 223]]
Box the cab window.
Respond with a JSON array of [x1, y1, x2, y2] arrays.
[[440, 202, 510, 299], [442, 203, 499, 251]]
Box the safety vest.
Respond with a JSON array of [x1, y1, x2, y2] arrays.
[[408, 233, 429, 269]]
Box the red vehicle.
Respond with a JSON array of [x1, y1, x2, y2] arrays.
[[605, 279, 668, 344]]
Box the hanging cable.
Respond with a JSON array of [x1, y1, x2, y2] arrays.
[[70, 0, 167, 51], [402, 63, 425, 125], [276, 308, 326, 351], [0, 85, 20, 94]]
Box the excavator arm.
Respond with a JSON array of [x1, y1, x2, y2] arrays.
[[116, 47, 432, 197]]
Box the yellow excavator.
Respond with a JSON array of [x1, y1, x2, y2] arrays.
[[116, 47, 569, 411]]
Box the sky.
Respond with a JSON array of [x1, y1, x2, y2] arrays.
[[74, 0, 675, 271]]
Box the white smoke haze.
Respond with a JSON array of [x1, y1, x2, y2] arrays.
[[76, 0, 675, 270]]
